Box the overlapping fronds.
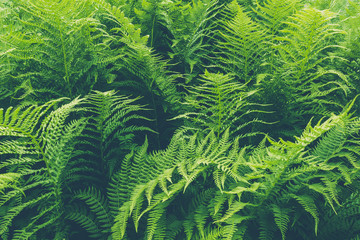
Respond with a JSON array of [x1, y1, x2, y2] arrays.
[[94, 0, 179, 104], [174, 70, 270, 140], [53, 90, 152, 239], [0, 97, 86, 239], [167, 0, 221, 81], [253, 0, 301, 34], [81, 90, 152, 178], [256, 5, 350, 138], [0, 0, 107, 100], [0, 1, 360, 239], [217, 1, 268, 83], [111, 103, 360, 240]]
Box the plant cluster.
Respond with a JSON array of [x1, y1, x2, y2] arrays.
[[1, 0, 360, 239]]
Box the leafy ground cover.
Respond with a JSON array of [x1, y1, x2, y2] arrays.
[[1, 0, 360, 239]]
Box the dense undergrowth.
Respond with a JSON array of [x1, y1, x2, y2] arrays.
[[1, 0, 360, 239]]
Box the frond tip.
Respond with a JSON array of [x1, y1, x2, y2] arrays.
[[0, 173, 21, 194]]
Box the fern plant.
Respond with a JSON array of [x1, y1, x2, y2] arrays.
[[132, 0, 175, 51], [75, 90, 152, 181], [335, 0, 360, 105], [166, 0, 221, 83], [111, 99, 360, 240], [93, 0, 181, 148], [256, 5, 350, 138], [0, 0, 109, 102], [253, 0, 301, 35], [251, 0, 301, 77], [0, 90, 154, 239], [174, 70, 270, 143], [0, 173, 21, 194], [0, 97, 87, 239], [216, 1, 268, 83], [62, 90, 153, 239], [1, 1, 360, 239], [213, 0, 351, 139], [298, 191, 360, 240]]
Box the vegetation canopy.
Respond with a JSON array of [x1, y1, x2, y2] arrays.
[[1, 0, 360, 239]]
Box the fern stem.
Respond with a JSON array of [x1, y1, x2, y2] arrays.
[[59, 26, 71, 97], [217, 84, 222, 138], [150, 12, 156, 48], [100, 116, 106, 178], [150, 91, 160, 149]]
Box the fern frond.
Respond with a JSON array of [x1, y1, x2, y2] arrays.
[[215, 201, 249, 223], [112, 201, 132, 240], [253, 0, 301, 34], [178, 70, 271, 140], [258, 211, 276, 240], [146, 202, 168, 240], [12, 204, 59, 240], [0, 173, 21, 194], [1, 0, 107, 99], [0, 96, 87, 238], [111, 107, 360, 239], [271, 204, 291, 240], [0, 192, 53, 235], [291, 194, 319, 235], [73, 187, 112, 233], [217, 1, 268, 83], [66, 205, 103, 239], [167, 0, 221, 80]]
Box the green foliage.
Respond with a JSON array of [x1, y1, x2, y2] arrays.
[[217, 1, 268, 83], [111, 105, 360, 239], [335, 1, 360, 101], [1, 0, 360, 239], [78, 90, 152, 180], [174, 70, 269, 140], [253, 0, 301, 34], [65, 91, 153, 239], [166, 0, 221, 81], [0, 90, 152, 239], [0, 97, 86, 239], [315, 191, 360, 240], [257, 4, 350, 137], [0, 0, 107, 101], [92, 0, 182, 148], [0, 173, 21, 194]]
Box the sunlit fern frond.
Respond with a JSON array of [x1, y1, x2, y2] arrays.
[[253, 0, 301, 35], [277, 8, 346, 83], [111, 105, 360, 239], [0, 97, 87, 239], [111, 129, 238, 239], [167, 0, 221, 82], [0, 0, 108, 100], [0, 173, 21, 194], [258, 6, 349, 138], [175, 70, 271, 141], [217, 1, 268, 83]]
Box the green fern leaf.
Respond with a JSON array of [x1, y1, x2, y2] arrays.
[[291, 194, 319, 235], [271, 204, 290, 240]]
